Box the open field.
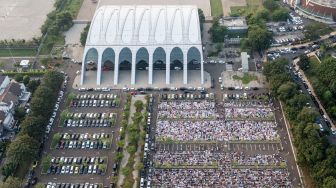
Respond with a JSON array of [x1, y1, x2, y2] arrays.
[[0, 0, 54, 40], [221, 0, 246, 16], [0, 49, 37, 57], [230, 0, 262, 17], [210, 0, 223, 17]]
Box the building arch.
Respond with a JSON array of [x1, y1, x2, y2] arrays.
[[84, 48, 98, 71], [153, 47, 166, 70], [187, 47, 201, 70], [170, 47, 183, 70], [136, 47, 149, 70], [119, 47, 132, 70], [102, 48, 115, 71]]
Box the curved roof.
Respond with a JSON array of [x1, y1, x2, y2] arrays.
[[86, 5, 202, 46]]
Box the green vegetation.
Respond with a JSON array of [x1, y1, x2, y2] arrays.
[[241, 25, 272, 53], [80, 23, 90, 46], [51, 133, 62, 149], [40, 0, 84, 54], [209, 18, 228, 43], [232, 73, 257, 84], [210, 0, 223, 17], [1, 69, 47, 77], [198, 9, 205, 32], [263, 58, 336, 187], [41, 155, 52, 173], [303, 56, 336, 120], [304, 22, 333, 41], [0, 176, 23, 188], [0, 49, 37, 57], [1, 71, 64, 179], [230, 0, 263, 17]]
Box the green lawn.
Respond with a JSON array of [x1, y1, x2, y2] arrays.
[[210, 0, 223, 17], [233, 73, 257, 84], [64, 0, 84, 18], [230, 0, 263, 16], [0, 49, 37, 57]]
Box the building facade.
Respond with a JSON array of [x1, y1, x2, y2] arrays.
[[81, 5, 204, 86]]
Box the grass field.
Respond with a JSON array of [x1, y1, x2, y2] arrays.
[[233, 73, 257, 84], [230, 0, 263, 16], [210, 0, 223, 17], [0, 49, 37, 57], [64, 0, 85, 18]]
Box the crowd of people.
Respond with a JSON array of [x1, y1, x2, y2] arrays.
[[152, 168, 292, 187], [154, 151, 286, 167], [225, 108, 274, 120], [224, 100, 272, 108], [158, 101, 215, 111], [155, 120, 279, 141], [152, 99, 292, 187]]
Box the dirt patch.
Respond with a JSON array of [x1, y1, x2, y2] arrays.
[[0, 0, 54, 40]]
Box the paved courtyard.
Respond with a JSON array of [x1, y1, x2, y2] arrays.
[[0, 0, 54, 40], [74, 70, 211, 89]]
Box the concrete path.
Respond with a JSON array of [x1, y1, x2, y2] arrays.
[[131, 95, 146, 188], [117, 95, 146, 188]]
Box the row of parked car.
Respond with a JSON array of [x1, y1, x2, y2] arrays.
[[46, 91, 65, 134], [47, 163, 105, 175], [51, 156, 105, 165], [75, 93, 118, 100], [161, 93, 215, 101], [46, 182, 102, 188], [64, 119, 114, 128], [56, 140, 110, 150], [71, 99, 119, 108], [141, 95, 154, 188], [65, 112, 115, 119], [60, 133, 110, 141]]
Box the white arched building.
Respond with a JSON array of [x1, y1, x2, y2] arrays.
[[80, 5, 204, 86]]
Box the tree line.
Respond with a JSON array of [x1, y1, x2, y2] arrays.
[[1, 71, 64, 184], [263, 58, 336, 188]]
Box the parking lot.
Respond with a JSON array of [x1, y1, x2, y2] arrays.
[[38, 89, 125, 187], [140, 91, 301, 187]]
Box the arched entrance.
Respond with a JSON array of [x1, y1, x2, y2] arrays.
[[101, 48, 115, 84], [83, 48, 98, 84], [136, 47, 149, 84], [187, 47, 201, 83]]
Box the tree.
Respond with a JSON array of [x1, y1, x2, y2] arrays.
[[272, 8, 290, 21], [323, 176, 336, 188], [198, 9, 205, 32], [22, 75, 30, 85], [304, 22, 323, 40], [297, 107, 319, 124], [277, 82, 297, 101], [0, 176, 22, 188], [27, 79, 40, 93], [209, 18, 228, 42], [127, 145, 137, 154], [80, 23, 90, 46], [6, 134, 40, 165], [19, 116, 46, 141], [247, 25, 272, 53], [14, 74, 23, 82], [14, 107, 26, 122], [263, 0, 279, 11], [298, 54, 309, 70], [1, 162, 17, 178], [134, 100, 144, 111]]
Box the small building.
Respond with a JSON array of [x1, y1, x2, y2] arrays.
[[221, 17, 248, 33], [19, 60, 30, 68], [241, 52, 250, 73], [0, 110, 15, 132]]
